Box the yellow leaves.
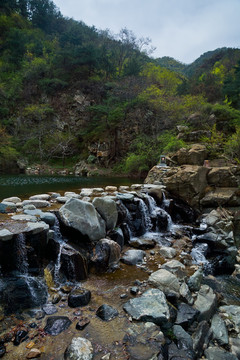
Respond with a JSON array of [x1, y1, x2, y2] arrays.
[[211, 62, 226, 84]]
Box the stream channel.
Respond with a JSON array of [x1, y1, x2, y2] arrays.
[[0, 177, 240, 359]]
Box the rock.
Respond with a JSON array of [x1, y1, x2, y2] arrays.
[[121, 249, 146, 266], [123, 288, 170, 326], [42, 304, 58, 315], [187, 268, 203, 292], [44, 316, 72, 335], [26, 348, 41, 358], [116, 193, 135, 202], [161, 260, 186, 278], [0, 202, 17, 213], [123, 322, 165, 360], [105, 186, 117, 192], [13, 330, 28, 345], [167, 341, 194, 360], [25, 221, 49, 235], [91, 239, 121, 272], [64, 337, 93, 360], [210, 314, 228, 345], [193, 320, 211, 358], [0, 345, 6, 358], [76, 317, 90, 330], [2, 197, 21, 204], [194, 285, 217, 321], [229, 337, 240, 359], [64, 192, 81, 199], [171, 144, 207, 166], [92, 196, 118, 230], [173, 325, 194, 359], [207, 167, 239, 187], [179, 283, 194, 305], [56, 196, 68, 204], [175, 303, 199, 329], [29, 194, 51, 201], [219, 305, 240, 333], [107, 228, 124, 249], [11, 214, 37, 222], [96, 304, 119, 321], [159, 246, 176, 259], [0, 229, 14, 241], [80, 188, 94, 197], [204, 347, 238, 360], [148, 269, 180, 297], [60, 243, 88, 281], [143, 184, 164, 203], [59, 198, 106, 242], [22, 200, 50, 208], [128, 236, 156, 249], [68, 288, 91, 308], [119, 186, 130, 192], [201, 187, 240, 207]]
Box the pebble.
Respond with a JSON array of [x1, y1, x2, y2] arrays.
[[26, 348, 41, 358]]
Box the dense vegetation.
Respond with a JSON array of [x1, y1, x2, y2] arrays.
[[1, 0, 240, 175]]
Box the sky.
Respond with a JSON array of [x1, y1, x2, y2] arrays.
[[53, 0, 240, 64]]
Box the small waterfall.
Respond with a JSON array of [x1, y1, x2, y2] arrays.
[[138, 198, 152, 233], [52, 216, 67, 282], [14, 233, 29, 274], [161, 191, 171, 210]]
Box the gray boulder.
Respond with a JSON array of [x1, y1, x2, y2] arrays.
[[219, 305, 240, 333], [22, 199, 50, 208], [121, 249, 146, 266], [91, 239, 121, 272], [59, 198, 106, 242], [29, 194, 50, 201], [211, 314, 228, 345], [205, 347, 238, 360], [148, 269, 180, 297], [64, 337, 93, 360], [194, 285, 217, 321], [123, 288, 170, 326], [92, 196, 118, 230]]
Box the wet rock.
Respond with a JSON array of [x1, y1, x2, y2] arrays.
[[91, 239, 121, 272], [143, 184, 164, 203], [175, 303, 199, 329], [107, 228, 124, 249], [13, 330, 28, 345], [2, 277, 48, 313], [51, 293, 62, 304], [0, 229, 14, 241], [42, 304, 58, 315], [211, 314, 228, 345], [96, 304, 119, 321], [60, 243, 88, 281], [173, 325, 194, 358], [121, 249, 146, 266], [92, 196, 118, 230], [26, 348, 41, 358], [193, 321, 212, 358], [59, 198, 106, 242], [64, 337, 93, 360], [0, 202, 17, 213], [76, 317, 90, 330], [116, 193, 135, 202], [123, 288, 170, 326], [0, 345, 6, 358], [129, 236, 156, 249], [148, 269, 180, 297], [44, 316, 72, 335], [187, 267, 203, 292], [194, 285, 217, 321], [167, 341, 194, 360], [229, 337, 240, 359], [35, 310, 45, 320], [68, 288, 91, 308], [123, 322, 165, 360], [204, 347, 238, 360]]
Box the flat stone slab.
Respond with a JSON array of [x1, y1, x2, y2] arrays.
[[0, 229, 14, 241], [11, 214, 37, 222], [2, 197, 21, 204], [116, 193, 135, 202], [29, 194, 51, 201], [0, 202, 17, 213], [123, 288, 170, 325]]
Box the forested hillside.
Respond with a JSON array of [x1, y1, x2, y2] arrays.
[[1, 0, 240, 175]]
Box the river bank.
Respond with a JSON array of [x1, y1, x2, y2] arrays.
[[0, 184, 240, 359]]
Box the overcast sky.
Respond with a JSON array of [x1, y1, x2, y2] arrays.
[[53, 0, 240, 64]]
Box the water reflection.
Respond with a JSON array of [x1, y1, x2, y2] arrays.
[[0, 174, 139, 200]]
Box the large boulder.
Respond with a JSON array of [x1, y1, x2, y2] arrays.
[[91, 239, 121, 272], [59, 198, 106, 242], [200, 187, 240, 207], [171, 144, 207, 166], [92, 196, 118, 230], [148, 269, 180, 297], [194, 285, 217, 321], [207, 167, 239, 187]]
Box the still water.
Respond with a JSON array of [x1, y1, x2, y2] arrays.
[[0, 174, 140, 200]]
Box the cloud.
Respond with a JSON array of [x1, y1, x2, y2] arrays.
[[54, 0, 240, 63]]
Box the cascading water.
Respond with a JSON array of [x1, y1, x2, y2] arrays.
[[14, 233, 29, 274], [52, 216, 67, 283]]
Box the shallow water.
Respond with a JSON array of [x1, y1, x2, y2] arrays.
[[0, 175, 139, 200]]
